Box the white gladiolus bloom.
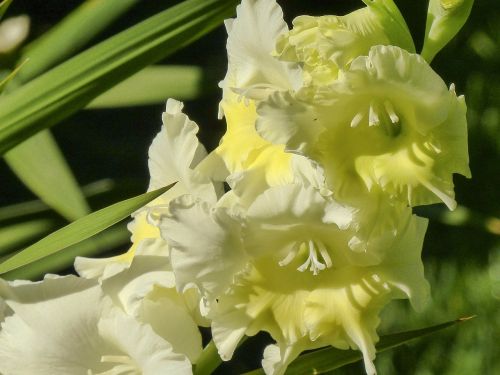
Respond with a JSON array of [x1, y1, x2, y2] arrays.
[[202, 0, 303, 200], [99, 246, 206, 363], [0, 275, 192, 375], [275, 0, 415, 85], [257, 45, 470, 209], [158, 183, 430, 375], [0, 0, 471, 374], [75, 99, 220, 281], [73, 100, 216, 364]]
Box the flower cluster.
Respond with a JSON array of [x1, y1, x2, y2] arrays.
[[0, 1, 470, 374]]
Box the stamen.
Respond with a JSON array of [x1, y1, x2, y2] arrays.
[[424, 140, 442, 154], [368, 103, 379, 126], [278, 242, 301, 267], [375, 100, 401, 137], [296, 240, 332, 275], [350, 112, 364, 128], [317, 241, 332, 268], [297, 255, 312, 273], [384, 100, 399, 124]]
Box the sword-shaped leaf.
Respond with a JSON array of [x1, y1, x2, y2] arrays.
[[0, 184, 174, 275], [5, 0, 141, 221], [0, 0, 237, 154], [243, 317, 475, 375], [87, 65, 205, 108]]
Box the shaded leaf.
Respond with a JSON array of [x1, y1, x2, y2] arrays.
[[4, 0, 141, 221], [0, 179, 114, 223], [0, 58, 28, 93], [87, 65, 204, 108], [0, 184, 174, 275], [0, 0, 238, 154], [194, 337, 249, 375], [18, 0, 140, 82], [1, 225, 130, 281], [4, 131, 91, 221], [0, 0, 12, 21], [0, 218, 56, 256], [244, 317, 474, 375]]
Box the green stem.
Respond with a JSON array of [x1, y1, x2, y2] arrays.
[[194, 336, 249, 375], [193, 341, 222, 375]]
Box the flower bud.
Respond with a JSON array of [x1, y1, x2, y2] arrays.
[[422, 0, 474, 62]]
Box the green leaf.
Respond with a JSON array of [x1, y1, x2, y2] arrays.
[[3, 0, 141, 221], [194, 337, 248, 375], [87, 65, 204, 108], [0, 0, 13, 20], [421, 0, 474, 62], [1, 225, 129, 281], [0, 59, 28, 93], [0, 200, 49, 222], [18, 0, 140, 82], [0, 179, 114, 223], [362, 0, 415, 53], [4, 131, 91, 221], [244, 317, 475, 375], [0, 0, 237, 155], [0, 184, 174, 275], [0, 218, 56, 256], [193, 341, 222, 375]]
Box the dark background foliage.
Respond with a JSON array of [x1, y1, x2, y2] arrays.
[[1, 1, 498, 374]]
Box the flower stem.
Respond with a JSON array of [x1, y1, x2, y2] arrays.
[[193, 340, 222, 375]]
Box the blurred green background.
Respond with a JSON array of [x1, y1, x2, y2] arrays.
[[0, 0, 498, 374]]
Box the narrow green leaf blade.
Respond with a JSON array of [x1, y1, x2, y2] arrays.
[[0, 184, 174, 274], [244, 317, 474, 375], [286, 317, 474, 375], [0, 179, 114, 223], [4, 0, 141, 221], [0, 218, 56, 256], [0, 59, 28, 93], [1, 225, 129, 281], [0, 0, 13, 20], [18, 0, 140, 82], [5, 131, 91, 221], [0, 0, 237, 155], [87, 65, 204, 108]]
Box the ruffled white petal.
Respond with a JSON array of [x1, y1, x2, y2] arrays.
[[256, 90, 321, 154], [98, 306, 192, 375], [139, 294, 202, 363], [201, 195, 428, 375], [74, 255, 132, 281], [258, 45, 469, 208], [244, 184, 355, 268], [158, 195, 247, 302], [76, 98, 220, 281], [148, 99, 217, 202], [211, 306, 251, 361], [99, 252, 204, 362], [101, 253, 175, 315], [220, 0, 301, 107], [0, 275, 192, 375]]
